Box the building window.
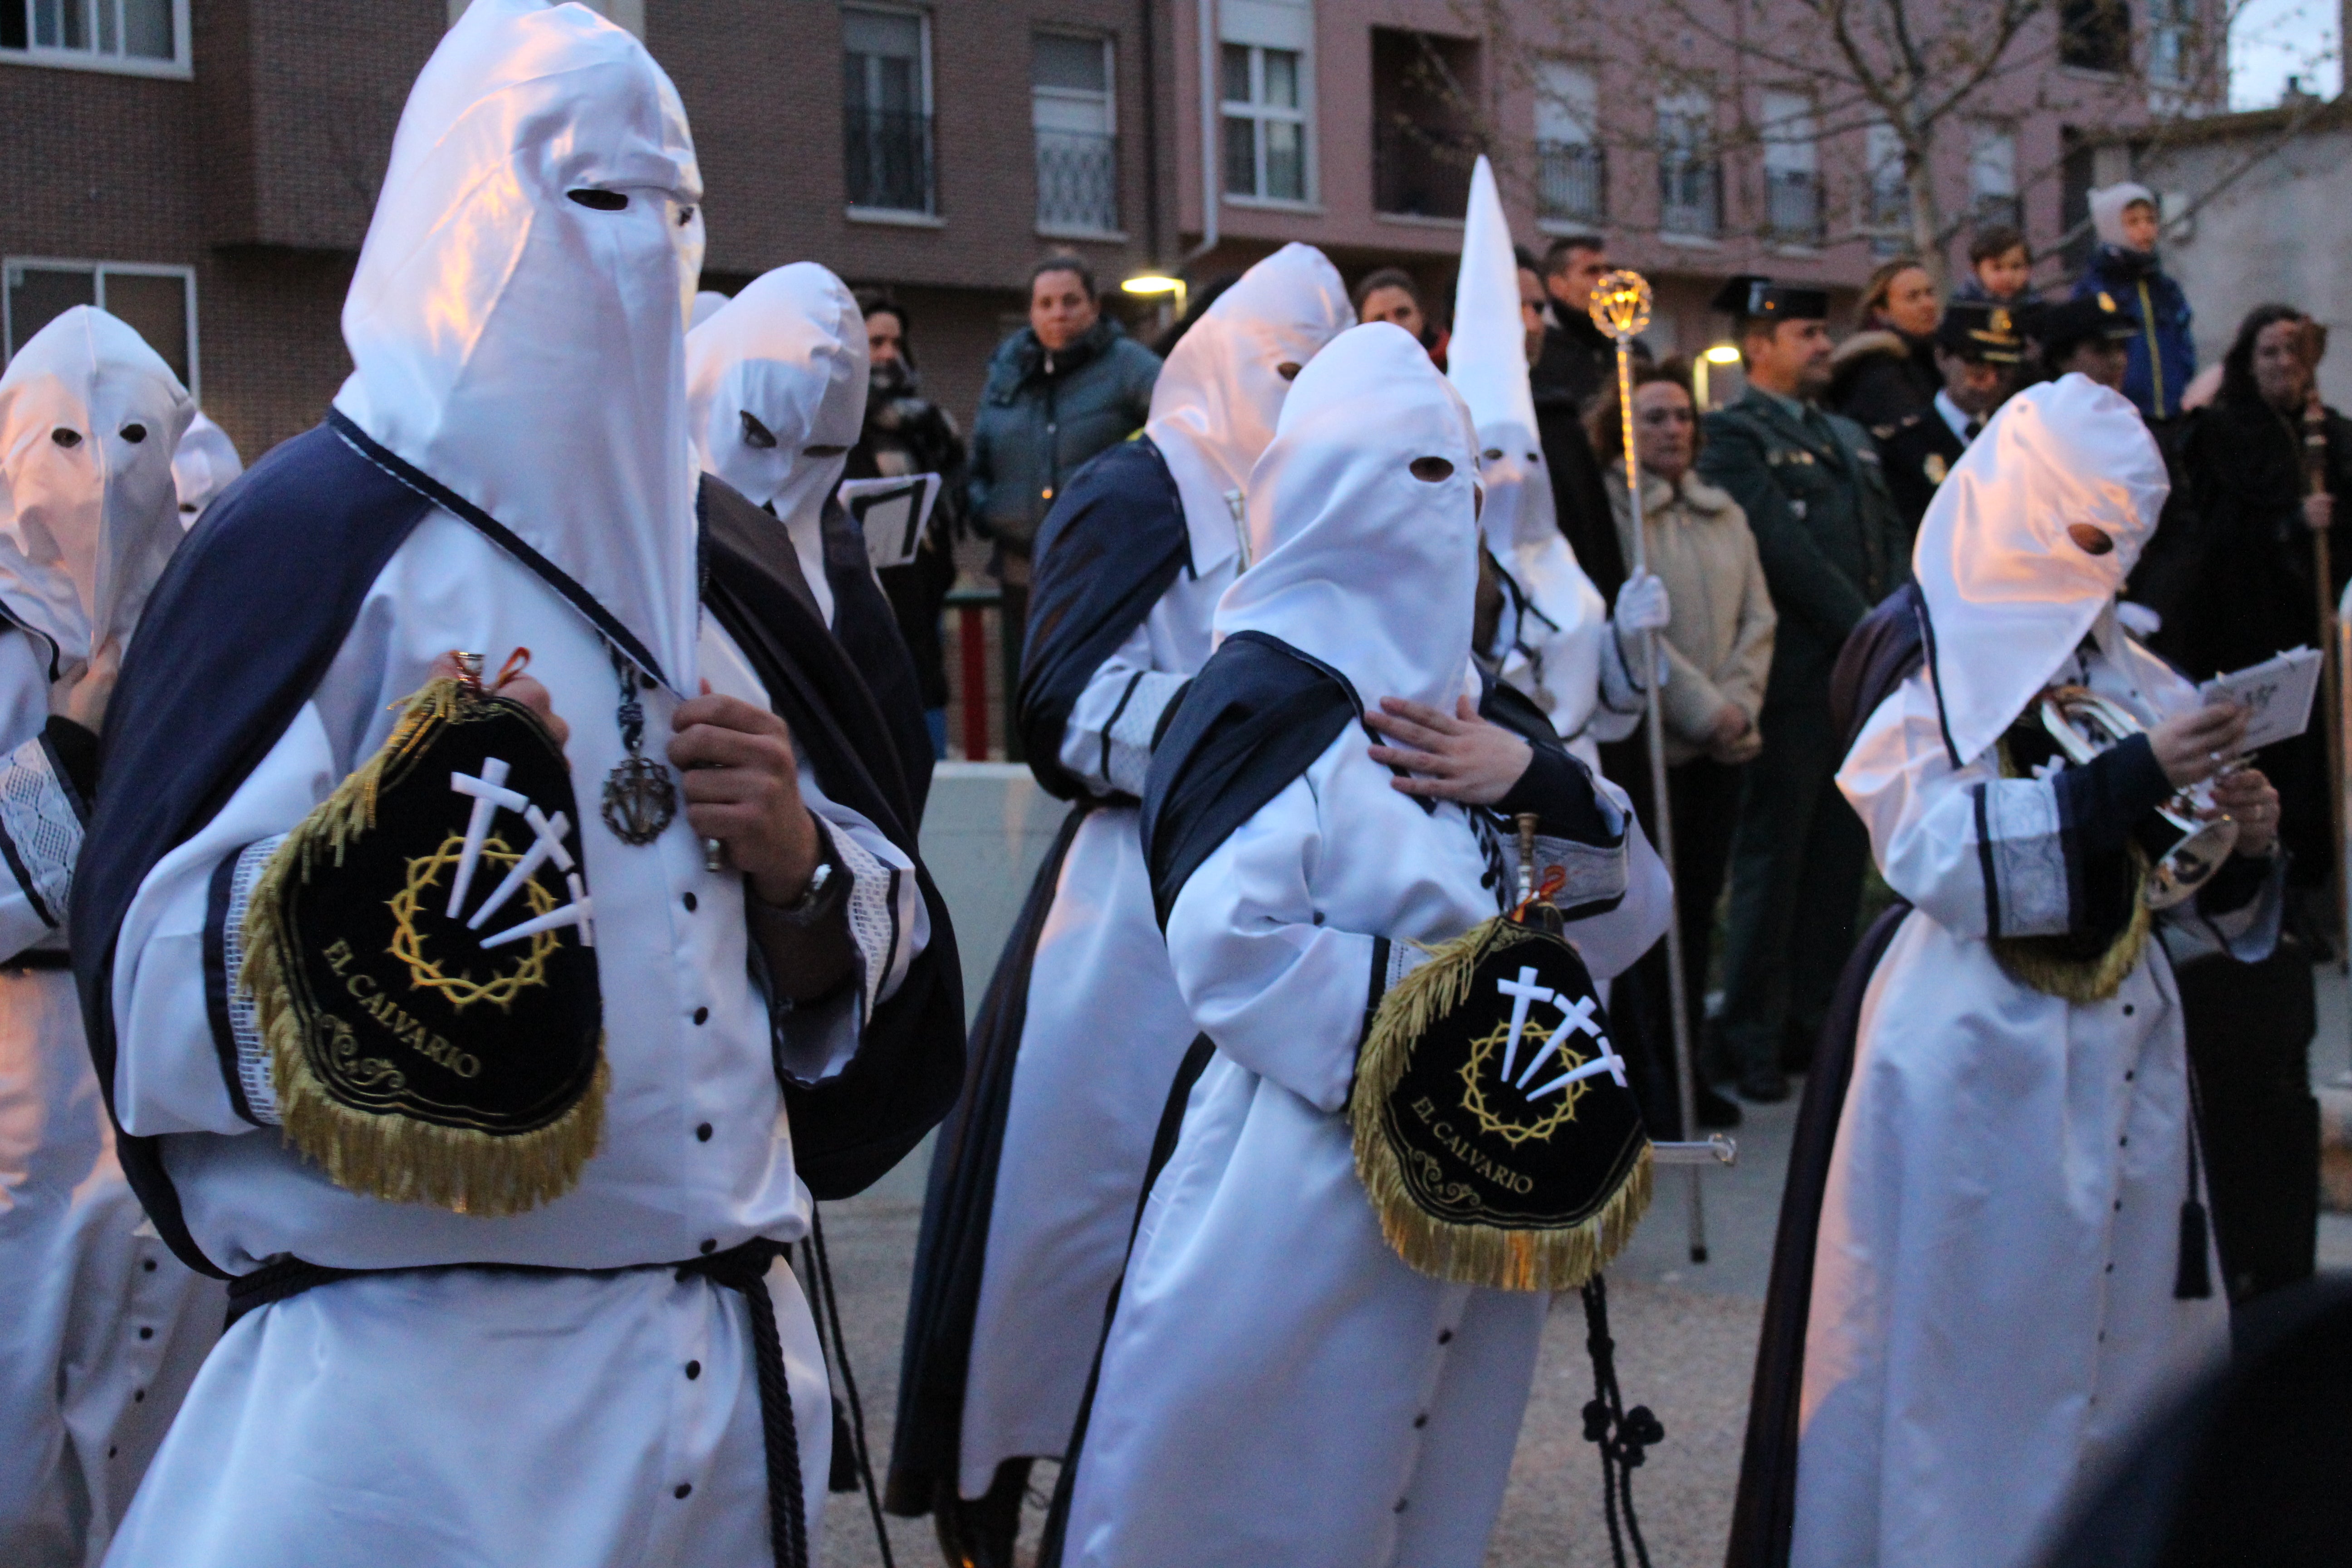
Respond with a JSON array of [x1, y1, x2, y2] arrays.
[[1371, 28, 1480, 220], [2147, 0, 2192, 86], [1970, 123, 2020, 230], [1222, 43, 1310, 203], [4, 259, 196, 395], [1863, 120, 1909, 251], [1759, 90, 1820, 244], [1656, 92, 1719, 240], [1533, 61, 1604, 228], [843, 7, 934, 216], [1, 0, 187, 74], [1034, 32, 1117, 236], [2058, 0, 2130, 74]]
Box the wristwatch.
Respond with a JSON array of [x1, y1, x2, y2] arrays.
[[760, 837, 846, 927]]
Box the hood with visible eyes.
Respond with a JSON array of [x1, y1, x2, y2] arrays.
[[172, 412, 243, 526], [333, 0, 706, 690], [1145, 242, 1352, 574], [1913, 372, 2169, 764], [685, 262, 867, 522], [0, 305, 193, 675], [1216, 322, 1481, 713]]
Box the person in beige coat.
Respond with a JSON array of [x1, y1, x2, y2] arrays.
[[1592, 361, 1774, 1128]]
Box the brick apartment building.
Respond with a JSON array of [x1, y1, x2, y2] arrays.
[[2, 0, 1178, 463], [3, 0, 2216, 467]]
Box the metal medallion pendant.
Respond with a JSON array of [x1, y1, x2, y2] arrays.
[[602, 755, 677, 845]]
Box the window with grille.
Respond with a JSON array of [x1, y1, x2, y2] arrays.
[[1, 0, 186, 73], [1534, 62, 1604, 227], [1656, 93, 1719, 239], [1222, 43, 1310, 203], [843, 7, 935, 215], [1760, 90, 1820, 244], [2147, 0, 2193, 86], [1034, 33, 1117, 235], [4, 259, 196, 395]]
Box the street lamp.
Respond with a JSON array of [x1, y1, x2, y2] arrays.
[[1696, 342, 1742, 410], [1121, 273, 1188, 323]]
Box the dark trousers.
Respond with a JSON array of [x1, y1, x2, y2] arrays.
[[1599, 745, 1744, 1137], [2177, 942, 2320, 1305], [1715, 700, 1871, 1081]]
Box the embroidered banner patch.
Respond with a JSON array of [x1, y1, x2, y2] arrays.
[[243, 676, 604, 1215], [1351, 916, 1650, 1291]]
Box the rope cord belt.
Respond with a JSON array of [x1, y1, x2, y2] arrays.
[[224, 1238, 810, 1568]]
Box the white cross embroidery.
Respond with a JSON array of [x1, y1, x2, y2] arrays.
[[444, 765, 596, 950], [1494, 966, 1554, 1083]]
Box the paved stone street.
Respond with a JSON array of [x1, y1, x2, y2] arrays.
[[808, 770, 2352, 1566]]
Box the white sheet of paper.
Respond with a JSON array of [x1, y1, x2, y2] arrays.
[[838, 474, 941, 569], [2197, 645, 2323, 752]]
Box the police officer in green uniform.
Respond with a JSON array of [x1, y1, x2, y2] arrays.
[[1698, 276, 1910, 1100]]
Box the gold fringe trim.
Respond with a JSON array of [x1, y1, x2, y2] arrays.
[[241, 677, 606, 1216], [1351, 919, 1653, 1293]]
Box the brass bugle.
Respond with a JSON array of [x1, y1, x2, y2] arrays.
[[2038, 685, 2237, 909]]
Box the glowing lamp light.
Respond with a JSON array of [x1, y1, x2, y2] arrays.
[[1704, 344, 1742, 364], [1121, 273, 1188, 318]]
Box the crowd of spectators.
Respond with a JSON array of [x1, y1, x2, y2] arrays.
[[846, 196, 2335, 1289]]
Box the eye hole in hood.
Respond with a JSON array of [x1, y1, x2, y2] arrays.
[[1410, 456, 1455, 483], [740, 409, 778, 449], [567, 188, 629, 211], [51, 428, 83, 448], [120, 422, 148, 444]]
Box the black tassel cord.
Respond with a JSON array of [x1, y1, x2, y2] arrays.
[[2175, 1067, 2213, 1301], [1579, 1274, 1664, 1568], [804, 1209, 898, 1568]]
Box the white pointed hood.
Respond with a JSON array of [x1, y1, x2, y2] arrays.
[[1218, 322, 1481, 711], [172, 412, 243, 525], [1915, 372, 2170, 764], [1446, 155, 1608, 734], [1147, 242, 1352, 574], [685, 262, 867, 622], [0, 306, 194, 676], [332, 0, 706, 688]]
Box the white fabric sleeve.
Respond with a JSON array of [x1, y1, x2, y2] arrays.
[[1838, 670, 2071, 941], [1163, 772, 1382, 1115], [1586, 622, 1648, 746], [0, 729, 84, 955], [113, 701, 342, 1137], [768, 761, 928, 1085], [1554, 773, 1673, 982], [1053, 621, 1190, 798]]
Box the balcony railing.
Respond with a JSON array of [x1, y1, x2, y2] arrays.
[[1535, 140, 1605, 226], [1373, 118, 1479, 219], [1035, 128, 1119, 235], [1659, 156, 1720, 239], [1764, 169, 1822, 244], [845, 107, 935, 214]]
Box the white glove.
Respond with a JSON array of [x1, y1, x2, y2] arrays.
[[1613, 571, 1671, 634], [2114, 600, 2162, 638]]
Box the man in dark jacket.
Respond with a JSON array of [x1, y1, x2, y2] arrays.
[[1876, 300, 2024, 532], [851, 289, 967, 760], [1531, 233, 1648, 413], [966, 255, 1161, 757], [2073, 182, 2195, 420], [1699, 275, 1909, 1101]]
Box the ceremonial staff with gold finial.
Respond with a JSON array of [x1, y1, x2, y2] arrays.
[[1589, 269, 1710, 1263]]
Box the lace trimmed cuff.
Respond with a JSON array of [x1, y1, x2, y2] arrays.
[[0, 730, 87, 928]]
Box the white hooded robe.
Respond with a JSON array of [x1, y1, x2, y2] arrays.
[[1059, 324, 1670, 1568], [0, 306, 220, 1568], [954, 242, 1355, 1496], [1793, 377, 2259, 1568]]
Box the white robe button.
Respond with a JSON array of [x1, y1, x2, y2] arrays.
[[675, 1483, 692, 1499]]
